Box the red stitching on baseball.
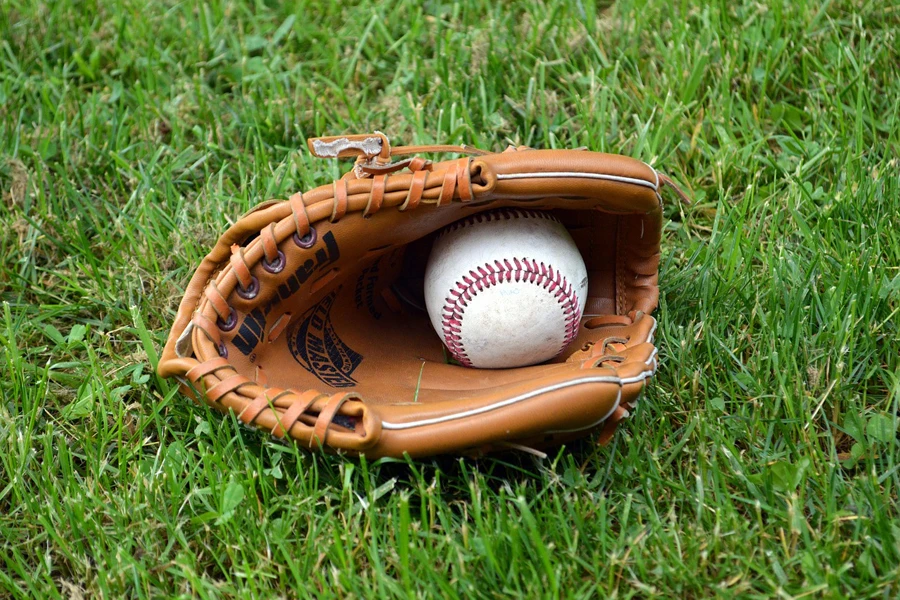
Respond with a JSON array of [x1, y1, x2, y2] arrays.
[[440, 257, 581, 367]]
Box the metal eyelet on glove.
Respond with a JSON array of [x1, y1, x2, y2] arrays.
[[217, 307, 238, 331], [263, 250, 286, 274], [293, 227, 317, 248], [236, 276, 260, 300]]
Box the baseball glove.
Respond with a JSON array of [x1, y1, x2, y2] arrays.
[[158, 132, 686, 458]]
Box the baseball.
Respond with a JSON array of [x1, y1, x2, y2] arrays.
[[425, 209, 588, 369]]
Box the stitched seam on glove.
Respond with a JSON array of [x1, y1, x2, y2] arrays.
[[437, 207, 559, 236]]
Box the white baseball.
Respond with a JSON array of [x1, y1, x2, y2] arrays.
[[425, 209, 588, 369]]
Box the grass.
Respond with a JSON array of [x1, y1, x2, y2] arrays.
[[1, 0, 899, 597]]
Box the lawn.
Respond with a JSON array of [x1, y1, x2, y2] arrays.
[[1, 0, 899, 597]]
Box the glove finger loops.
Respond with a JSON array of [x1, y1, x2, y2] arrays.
[[205, 373, 251, 403], [206, 281, 233, 326], [289, 192, 313, 242], [594, 355, 627, 367], [363, 174, 386, 217], [600, 336, 631, 354], [229, 245, 257, 297], [456, 158, 473, 202], [240, 388, 290, 425], [438, 167, 457, 206], [272, 390, 322, 438], [192, 313, 226, 357], [260, 223, 285, 272], [331, 180, 349, 222], [185, 356, 233, 382], [311, 394, 353, 449], [399, 170, 428, 211]]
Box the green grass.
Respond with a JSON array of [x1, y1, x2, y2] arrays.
[[1, 0, 899, 597]]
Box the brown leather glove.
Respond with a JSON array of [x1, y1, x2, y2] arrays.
[[158, 133, 685, 458]]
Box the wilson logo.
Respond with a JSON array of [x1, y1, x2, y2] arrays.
[[232, 230, 341, 357], [232, 308, 266, 356]]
